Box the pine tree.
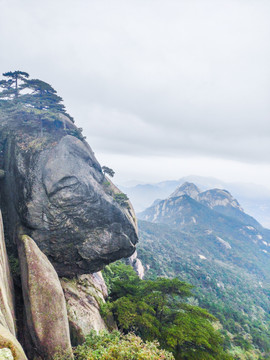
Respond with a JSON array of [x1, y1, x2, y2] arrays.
[[102, 166, 115, 177], [20, 79, 66, 112], [0, 71, 29, 99], [103, 262, 233, 360]]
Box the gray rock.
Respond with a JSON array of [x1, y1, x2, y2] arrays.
[[1, 127, 138, 276], [169, 182, 201, 200], [128, 251, 145, 279], [61, 272, 112, 345]]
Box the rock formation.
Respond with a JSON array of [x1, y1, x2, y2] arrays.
[[0, 118, 138, 276], [0, 211, 16, 336], [0, 210, 28, 360], [0, 108, 139, 359], [127, 251, 145, 279], [61, 272, 111, 345], [18, 235, 72, 359], [169, 182, 200, 200]]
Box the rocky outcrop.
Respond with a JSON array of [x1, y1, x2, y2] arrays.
[[0, 120, 138, 277], [0, 211, 16, 336], [198, 189, 243, 210], [0, 325, 27, 360], [61, 272, 112, 345], [198, 189, 261, 228], [18, 235, 72, 359], [0, 108, 139, 359], [128, 251, 145, 279], [169, 182, 200, 200]]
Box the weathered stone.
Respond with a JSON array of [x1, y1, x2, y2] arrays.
[[61, 272, 115, 345], [128, 250, 145, 279], [0, 211, 16, 336], [0, 324, 27, 360], [18, 235, 72, 359], [1, 125, 138, 276], [0, 110, 138, 357]]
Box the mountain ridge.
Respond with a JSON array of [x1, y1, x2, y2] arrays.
[[136, 183, 270, 356], [119, 176, 270, 228], [138, 182, 265, 234]]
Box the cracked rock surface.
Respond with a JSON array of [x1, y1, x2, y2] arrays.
[[0, 119, 138, 276]]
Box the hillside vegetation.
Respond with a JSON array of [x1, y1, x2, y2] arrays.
[[136, 183, 270, 359], [102, 261, 233, 360]]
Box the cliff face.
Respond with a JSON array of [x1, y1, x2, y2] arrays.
[[0, 110, 139, 359], [0, 115, 138, 277]]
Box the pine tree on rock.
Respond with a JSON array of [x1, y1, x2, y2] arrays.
[[0, 71, 74, 133], [102, 166, 115, 177], [0, 71, 29, 99], [20, 79, 66, 112]]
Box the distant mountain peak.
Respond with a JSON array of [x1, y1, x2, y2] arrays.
[[169, 182, 201, 199], [198, 188, 243, 211], [138, 182, 262, 230]]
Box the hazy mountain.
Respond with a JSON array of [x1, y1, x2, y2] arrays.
[[119, 175, 270, 228], [136, 183, 270, 354], [137, 219, 270, 356], [138, 182, 269, 252], [170, 182, 201, 199]]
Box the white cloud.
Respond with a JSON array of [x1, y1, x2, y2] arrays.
[[0, 0, 269, 184]]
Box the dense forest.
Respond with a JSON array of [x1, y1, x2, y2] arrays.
[[137, 220, 270, 360]]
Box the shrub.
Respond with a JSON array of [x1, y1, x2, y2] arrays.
[[113, 193, 130, 208], [54, 330, 174, 360]]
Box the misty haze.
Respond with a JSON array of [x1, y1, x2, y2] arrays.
[[0, 1, 269, 359]]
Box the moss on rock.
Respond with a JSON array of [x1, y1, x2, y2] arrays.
[[0, 325, 27, 360]]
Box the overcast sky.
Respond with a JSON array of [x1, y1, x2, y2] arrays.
[[1, 0, 270, 188]]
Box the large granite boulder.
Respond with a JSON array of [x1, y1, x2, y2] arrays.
[[0, 110, 138, 358], [0, 121, 138, 276], [0, 210, 16, 336], [18, 235, 72, 359], [61, 272, 112, 345]]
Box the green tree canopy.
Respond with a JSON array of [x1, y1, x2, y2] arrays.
[[20, 79, 66, 112], [0, 72, 74, 122], [102, 166, 115, 177], [102, 262, 233, 360], [113, 193, 130, 208], [0, 70, 29, 99]]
